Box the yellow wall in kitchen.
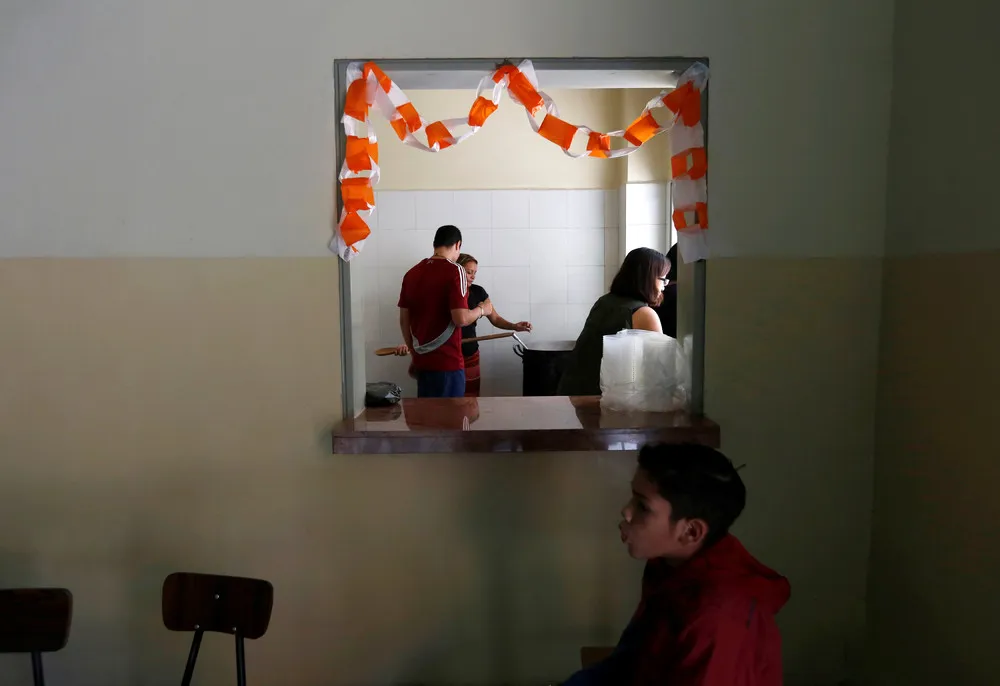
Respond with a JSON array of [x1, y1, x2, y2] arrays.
[[372, 89, 627, 190]]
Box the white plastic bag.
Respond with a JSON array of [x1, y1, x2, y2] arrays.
[[600, 329, 690, 412]]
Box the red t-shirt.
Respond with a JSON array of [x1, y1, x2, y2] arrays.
[[398, 257, 468, 372]]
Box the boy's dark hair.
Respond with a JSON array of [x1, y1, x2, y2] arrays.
[[433, 224, 463, 248], [610, 247, 669, 306], [637, 443, 746, 547]]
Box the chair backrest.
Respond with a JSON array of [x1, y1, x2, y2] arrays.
[[580, 646, 615, 669], [0, 589, 73, 654], [162, 573, 273, 640]]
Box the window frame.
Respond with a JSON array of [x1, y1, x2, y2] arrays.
[[333, 56, 709, 418]]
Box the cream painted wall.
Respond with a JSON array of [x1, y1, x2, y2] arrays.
[[0, 1, 895, 684], [372, 89, 625, 190], [865, 1, 1000, 683], [0, 0, 893, 259], [369, 87, 671, 190], [622, 89, 673, 184]]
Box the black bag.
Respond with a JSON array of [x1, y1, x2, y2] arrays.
[[365, 381, 402, 407]]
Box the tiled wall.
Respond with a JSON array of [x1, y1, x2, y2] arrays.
[[624, 182, 675, 256], [357, 188, 622, 396], [358, 185, 672, 396]]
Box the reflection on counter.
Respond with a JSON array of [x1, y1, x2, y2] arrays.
[[332, 396, 719, 455]]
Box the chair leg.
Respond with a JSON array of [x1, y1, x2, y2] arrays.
[[31, 652, 44, 686], [235, 633, 246, 686], [180, 629, 204, 686]]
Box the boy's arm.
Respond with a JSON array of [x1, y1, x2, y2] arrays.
[[399, 308, 413, 349], [448, 262, 476, 326], [559, 654, 624, 686], [655, 608, 747, 686], [558, 616, 645, 686]]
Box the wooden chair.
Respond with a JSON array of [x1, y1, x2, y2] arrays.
[[580, 645, 615, 668], [0, 588, 73, 686], [162, 572, 273, 686]]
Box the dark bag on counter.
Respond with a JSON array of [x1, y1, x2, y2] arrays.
[[365, 382, 402, 407]]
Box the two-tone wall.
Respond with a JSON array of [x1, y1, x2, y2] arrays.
[[864, 1, 1000, 683], [0, 1, 893, 684]]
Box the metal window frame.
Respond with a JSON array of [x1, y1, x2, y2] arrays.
[[333, 56, 709, 418]]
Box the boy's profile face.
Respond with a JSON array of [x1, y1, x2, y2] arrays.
[[619, 467, 707, 562]]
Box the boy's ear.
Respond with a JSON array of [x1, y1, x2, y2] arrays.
[[682, 518, 710, 547]]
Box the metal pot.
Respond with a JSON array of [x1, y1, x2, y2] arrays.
[[512, 340, 576, 396]]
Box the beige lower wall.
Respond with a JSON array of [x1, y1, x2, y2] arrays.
[[0, 256, 881, 685], [706, 257, 883, 684], [865, 252, 1000, 685]]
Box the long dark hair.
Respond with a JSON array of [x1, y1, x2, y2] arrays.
[[610, 247, 669, 306]]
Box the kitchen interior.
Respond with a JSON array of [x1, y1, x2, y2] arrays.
[[352, 67, 682, 399]]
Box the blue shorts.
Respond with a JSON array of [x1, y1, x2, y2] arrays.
[[416, 369, 466, 398]]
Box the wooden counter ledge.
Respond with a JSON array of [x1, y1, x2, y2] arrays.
[[331, 396, 720, 454]]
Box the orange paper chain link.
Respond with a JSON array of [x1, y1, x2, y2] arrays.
[[335, 60, 708, 258]]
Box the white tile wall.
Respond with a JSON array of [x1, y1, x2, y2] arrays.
[[375, 191, 417, 230], [625, 183, 668, 225], [492, 266, 531, 303], [605, 189, 621, 229], [604, 225, 620, 288], [530, 303, 568, 340], [492, 229, 531, 266], [625, 224, 669, 255], [622, 182, 672, 256], [451, 191, 492, 229], [382, 230, 427, 265], [378, 267, 405, 305], [565, 229, 605, 266], [529, 229, 569, 266], [491, 190, 530, 228], [568, 265, 606, 305], [530, 264, 568, 304], [461, 228, 493, 264], [358, 188, 637, 396], [566, 190, 605, 228], [493, 300, 530, 327], [414, 190, 455, 230], [529, 190, 567, 229]]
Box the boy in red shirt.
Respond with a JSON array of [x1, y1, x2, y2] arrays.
[[397, 225, 492, 397], [562, 443, 791, 686]]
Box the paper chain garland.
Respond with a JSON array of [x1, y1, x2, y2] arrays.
[[333, 60, 709, 263]]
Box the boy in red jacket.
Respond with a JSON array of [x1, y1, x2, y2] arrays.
[[563, 443, 791, 686]]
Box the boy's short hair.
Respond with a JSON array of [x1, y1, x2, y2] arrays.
[[637, 443, 746, 547], [433, 225, 463, 248]]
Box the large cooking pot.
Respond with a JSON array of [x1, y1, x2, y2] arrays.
[[513, 339, 576, 396]]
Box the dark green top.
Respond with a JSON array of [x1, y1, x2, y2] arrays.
[[557, 293, 647, 396]]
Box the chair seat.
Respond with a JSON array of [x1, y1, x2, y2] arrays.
[[580, 646, 615, 668]]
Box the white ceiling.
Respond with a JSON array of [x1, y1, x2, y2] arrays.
[[385, 69, 678, 91]]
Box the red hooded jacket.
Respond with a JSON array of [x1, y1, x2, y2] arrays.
[[564, 535, 790, 686]]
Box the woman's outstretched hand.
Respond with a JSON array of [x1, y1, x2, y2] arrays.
[[513, 321, 532, 332]]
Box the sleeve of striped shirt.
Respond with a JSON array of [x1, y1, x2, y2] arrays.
[[449, 260, 468, 309]]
